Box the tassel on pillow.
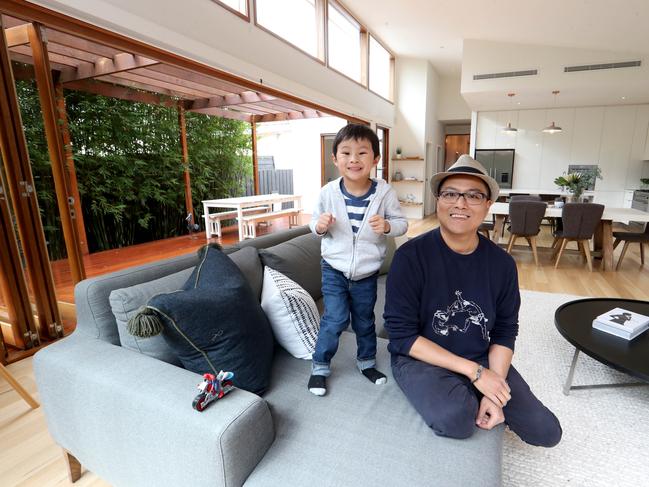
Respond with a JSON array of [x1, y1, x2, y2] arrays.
[[127, 306, 164, 337]]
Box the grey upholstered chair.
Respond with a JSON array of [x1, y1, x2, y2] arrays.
[[552, 203, 605, 271], [478, 219, 494, 238], [509, 194, 542, 202], [506, 200, 547, 266], [613, 223, 649, 270], [500, 195, 544, 237]]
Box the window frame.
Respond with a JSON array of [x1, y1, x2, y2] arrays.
[[211, 0, 251, 21], [325, 0, 366, 88], [252, 0, 327, 64], [368, 33, 395, 103]]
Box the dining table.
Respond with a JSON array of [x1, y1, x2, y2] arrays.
[[486, 202, 649, 270], [202, 193, 302, 242]]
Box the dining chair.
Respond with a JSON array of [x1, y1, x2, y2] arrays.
[[552, 203, 605, 271], [509, 195, 542, 202], [506, 200, 547, 266], [500, 195, 543, 237], [613, 222, 649, 270], [478, 218, 494, 238]]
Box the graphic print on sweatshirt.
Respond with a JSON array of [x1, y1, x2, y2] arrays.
[[431, 290, 489, 341]]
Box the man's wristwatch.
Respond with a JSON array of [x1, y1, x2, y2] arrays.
[[471, 364, 484, 384]]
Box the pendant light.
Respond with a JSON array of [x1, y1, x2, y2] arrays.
[[543, 90, 563, 134], [502, 93, 517, 133]]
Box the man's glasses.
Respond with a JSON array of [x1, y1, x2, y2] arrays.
[[437, 190, 488, 205]]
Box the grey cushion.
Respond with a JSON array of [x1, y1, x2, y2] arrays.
[[379, 236, 397, 275], [111, 246, 262, 364], [228, 246, 264, 301], [225, 225, 310, 254], [244, 332, 503, 487], [374, 275, 387, 338], [111, 268, 193, 366], [259, 233, 323, 301]]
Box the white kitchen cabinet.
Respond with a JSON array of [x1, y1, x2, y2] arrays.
[[623, 190, 635, 209]]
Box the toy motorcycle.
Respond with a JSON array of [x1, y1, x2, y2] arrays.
[[192, 370, 235, 412]]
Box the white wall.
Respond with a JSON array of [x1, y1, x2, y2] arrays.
[[394, 58, 428, 154], [34, 0, 395, 126], [476, 104, 649, 206], [425, 63, 444, 214], [256, 117, 347, 215], [393, 58, 443, 216], [438, 76, 471, 122]]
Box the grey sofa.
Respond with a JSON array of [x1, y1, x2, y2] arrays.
[[34, 226, 503, 487]]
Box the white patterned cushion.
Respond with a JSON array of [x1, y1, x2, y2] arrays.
[[261, 267, 320, 359]]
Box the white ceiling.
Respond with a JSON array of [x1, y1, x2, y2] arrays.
[[342, 0, 649, 111], [343, 0, 649, 76]]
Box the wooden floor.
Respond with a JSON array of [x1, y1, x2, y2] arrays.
[[1, 215, 648, 487]]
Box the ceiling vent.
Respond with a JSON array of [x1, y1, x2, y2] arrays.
[[473, 69, 538, 80], [564, 61, 641, 72]]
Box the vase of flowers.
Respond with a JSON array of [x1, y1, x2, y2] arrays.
[[554, 168, 602, 202]]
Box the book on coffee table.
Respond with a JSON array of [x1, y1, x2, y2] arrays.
[[592, 307, 649, 340]]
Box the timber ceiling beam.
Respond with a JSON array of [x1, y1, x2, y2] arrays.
[[190, 91, 277, 110], [63, 79, 177, 107], [5, 24, 29, 48], [253, 110, 323, 123], [188, 106, 252, 122], [59, 53, 159, 83]]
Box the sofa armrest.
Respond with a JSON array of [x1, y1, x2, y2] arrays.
[[34, 335, 274, 487]]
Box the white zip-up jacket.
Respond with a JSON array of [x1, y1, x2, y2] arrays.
[[310, 178, 408, 280]]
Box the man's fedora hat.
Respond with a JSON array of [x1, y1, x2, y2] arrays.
[[430, 154, 500, 200]]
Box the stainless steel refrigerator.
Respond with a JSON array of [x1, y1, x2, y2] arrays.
[[473, 149, 515, 189]]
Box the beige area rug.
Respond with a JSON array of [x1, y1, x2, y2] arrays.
[[504, 290, 649, 487]]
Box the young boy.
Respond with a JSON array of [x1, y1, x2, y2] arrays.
[[308, 124, 408, 396]]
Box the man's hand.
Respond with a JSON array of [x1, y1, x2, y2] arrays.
[[316, 213, 335, 234], [368, 214, 389, 234], [475, 397, 505, 430], [472, 366, 511, 408]]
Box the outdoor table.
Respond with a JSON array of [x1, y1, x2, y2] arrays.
[[202, 194, 302, 241]]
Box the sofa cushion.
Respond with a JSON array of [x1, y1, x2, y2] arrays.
[[261, 267, 320, 359], [259, 233, 322, 301], [111, 268, 192, 366], [111, 246, 263, 365], [244, 333, 503, 487], [127, 246, 273, 394]]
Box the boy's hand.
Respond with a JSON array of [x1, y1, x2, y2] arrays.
[[369, 215, 389, 234], [316, 213, 335, 234]]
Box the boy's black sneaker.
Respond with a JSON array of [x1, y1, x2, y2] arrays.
[[308, 374, 327, 396], [362, 367, 387, 385]]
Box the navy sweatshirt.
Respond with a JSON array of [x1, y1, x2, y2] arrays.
[[384, 228, 520, 361]]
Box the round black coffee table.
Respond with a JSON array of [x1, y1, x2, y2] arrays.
[[555, 298, 649, 395]]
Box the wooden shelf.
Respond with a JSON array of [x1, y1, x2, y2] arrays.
[[393, 179, 424, 183], [399, 201, 423, 207], [392, 157, 423, 161]]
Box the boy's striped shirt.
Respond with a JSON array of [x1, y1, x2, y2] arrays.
[[340, 179, 377, 233]]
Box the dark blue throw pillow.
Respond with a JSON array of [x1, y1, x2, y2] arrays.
[[128, 245, 274, 395]]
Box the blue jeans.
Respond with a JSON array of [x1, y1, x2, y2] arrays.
[[312, 260, 378, 376]]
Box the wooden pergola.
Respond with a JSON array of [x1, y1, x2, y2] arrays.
[[0, 1, 365, 358]]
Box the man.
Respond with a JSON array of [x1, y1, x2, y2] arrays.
[[384, 154, 561, 446]]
